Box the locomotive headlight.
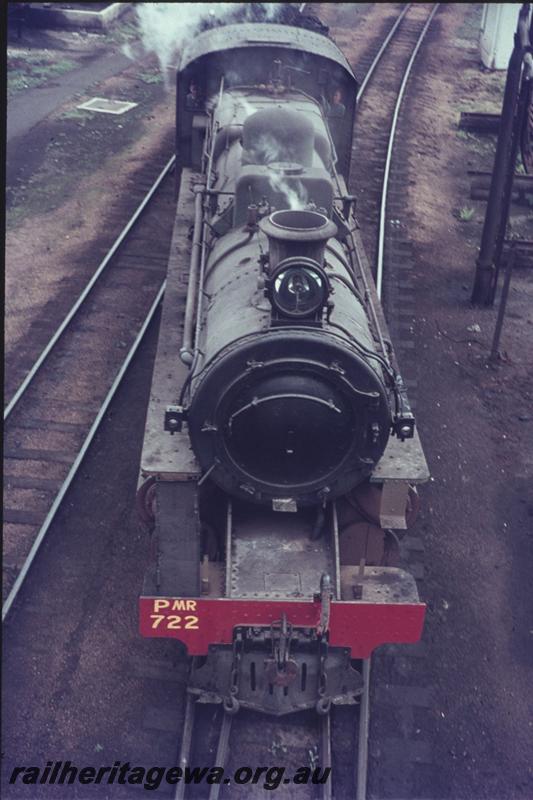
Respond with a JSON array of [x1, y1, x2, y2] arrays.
[[270, 258, 329, 319]]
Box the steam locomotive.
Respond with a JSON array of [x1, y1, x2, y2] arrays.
[[138, 10, 428, 718]]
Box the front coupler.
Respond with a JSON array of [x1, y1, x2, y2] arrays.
[[188, 619, 363, 716]]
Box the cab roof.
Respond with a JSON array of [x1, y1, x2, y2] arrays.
[[179, 22, 356, 84]]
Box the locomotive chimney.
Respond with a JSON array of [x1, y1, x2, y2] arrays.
[[259, 210, 337, 272]]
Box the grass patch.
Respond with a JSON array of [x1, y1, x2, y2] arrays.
[[457, 206, 475, 222], [59, 108, 92, 121], [515, 154, 526, 175], [456, 129, 498, 157], [137, 70, 163, 85], [108, 20, 140, 46], [7, 55, 77, 97]]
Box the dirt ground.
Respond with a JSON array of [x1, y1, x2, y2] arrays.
[[5, 26, 174, 394], [403, 5, 533, 797], [3, 4, 533, 800]]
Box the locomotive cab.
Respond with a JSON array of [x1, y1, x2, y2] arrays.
[[175, 23, 358, 176]]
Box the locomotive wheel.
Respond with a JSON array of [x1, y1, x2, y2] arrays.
[[136, 476, 156, 531], [521, 81, 533, 174]]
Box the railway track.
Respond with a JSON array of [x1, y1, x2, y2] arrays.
[[176, 699, 339, 800], [2, 153, 176, 619], [348, 4, 440, 276], [171, 668, 368, 800], [3, 5, 438, 799]]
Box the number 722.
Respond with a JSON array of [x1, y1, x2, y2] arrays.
[[150, 614, 199, 630]]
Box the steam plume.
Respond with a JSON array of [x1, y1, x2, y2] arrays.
[[130, 3, 282, 80], [268, 169, 308, 211], [246, 132, 309, 210]]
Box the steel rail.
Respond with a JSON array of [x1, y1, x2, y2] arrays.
[[320, 2, 411, 197], [2, 281, 166, 623], [325, 3, 413, 366], [4, 155, 176, 422], [356, 658, 371, 800], [376, 5, 440, 298], [356, 4, 412, 102], [208, 711, 233, 800], [175, 692, 196, 800], [320, 711, 333, 800]]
